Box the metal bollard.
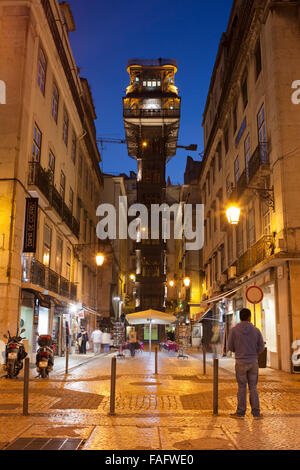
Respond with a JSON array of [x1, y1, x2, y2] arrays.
[[203, 345, 206, 375], [23, 357, 30, 416], [155, 346, 158, 375], [213, 357, 219, 415], [65, 345, 69, 374], [109, 357, 117, 416]]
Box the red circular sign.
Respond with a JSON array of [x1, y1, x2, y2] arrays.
[[246, 286, 264, 304]]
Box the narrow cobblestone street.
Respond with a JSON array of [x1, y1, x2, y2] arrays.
[[0, 349, 299, 450]]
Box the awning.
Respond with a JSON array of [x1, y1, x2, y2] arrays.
[[126, 309, 176, 325], [198, 286, 242, 308]]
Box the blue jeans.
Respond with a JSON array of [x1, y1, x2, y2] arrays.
[[235, 361, 260, 416], [103, 344, 110, 353]]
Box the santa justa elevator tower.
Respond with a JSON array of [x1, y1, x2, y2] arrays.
[[123, 58, 181, 311]]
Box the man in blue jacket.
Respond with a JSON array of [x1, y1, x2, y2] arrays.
[[228, 308, 265, 419]]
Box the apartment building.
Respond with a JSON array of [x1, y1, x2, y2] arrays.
[[200, 0, 300, 372], [0, 0, 103, 359]]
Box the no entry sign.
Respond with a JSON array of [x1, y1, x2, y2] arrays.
[[246, 285, 264, 304]]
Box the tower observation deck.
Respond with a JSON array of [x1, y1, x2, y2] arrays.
[[123, 58, 181, 312]]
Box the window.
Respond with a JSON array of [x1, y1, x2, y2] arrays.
[[202, 184, 206, 204], [78, 151, 83, 178], [247, 207, 256, 247], [37, 48, 46, 95], [236, 216, 244, 257], [224, 127, 229, 154], [233, 103, 237, 134], [76, 197, 81, 222], [228, 226, 234, 265], [220, 244, 226, 273], [56, 236, 63, 274], [48, 149, 55, 180], [207, 171, 210, 195], [32, 123, 42, 161], [62, 108, 69, 146], [255, 39, 262, 79], [69, 187, 74, 214], [66, 247, 71, 281], [60, 171, 66, 201], [143, 81, 147, 86], [212, 158, 216, 183], [257, 104, 267, 161], [214, 254, 218, 282], [244, 134, 251, 177], [234, 156, 240, 182], [85, 164, 89, 190], [217, 142, 222, 171], [242, 73, 248, 110], [51, 83, 59, 122], [226, 174, 231, 196], [43, 224, 52, 267], [262, 202, 271, 235], [71, 132, 76, 164]]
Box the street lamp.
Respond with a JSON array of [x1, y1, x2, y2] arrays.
[[169, 280, 175, 287], [96, 253, 105, 266], [183, 277, 191, 288], [130, 273, 136, 281], [226, 205, 241, 225]]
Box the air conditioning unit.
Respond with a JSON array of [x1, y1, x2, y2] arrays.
[[228, 266, 237, 280]]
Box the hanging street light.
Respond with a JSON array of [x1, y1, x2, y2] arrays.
[[226, 205, 241, 225]]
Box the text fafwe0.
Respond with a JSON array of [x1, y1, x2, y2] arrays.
[[96, 197, 204, 251]]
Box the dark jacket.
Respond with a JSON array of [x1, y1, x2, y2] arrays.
[[228, 321, 265, 363]]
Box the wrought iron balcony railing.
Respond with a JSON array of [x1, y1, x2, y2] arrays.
[[28, 161, 80, 238], [236, 143, 269, 199], [123, 108, 180, 119], [22, 256, 77, 301], [237, 235, 273, 276]]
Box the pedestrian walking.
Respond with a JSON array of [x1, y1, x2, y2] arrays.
[[128, 327, 137, 357], [228, 308, 265, 419], [102, 329, 111, 354], [78, 328, 89, 354], [91, 327, 103, 355]]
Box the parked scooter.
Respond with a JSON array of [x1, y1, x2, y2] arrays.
[[36, 334, 54, 378], [3, 329, 27, 379]]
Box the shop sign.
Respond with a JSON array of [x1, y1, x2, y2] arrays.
[[78, 311, 85, 319], [246, 285, 264, 304], [23, 198, 39, 253]]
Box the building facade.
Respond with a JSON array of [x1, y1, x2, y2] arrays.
[[0, 0, 103, 359], [200, 0, 300, 372]]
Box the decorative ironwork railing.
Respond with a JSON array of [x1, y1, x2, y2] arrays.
[[28, 162, 80, 238], [237, 235, 273, 276]]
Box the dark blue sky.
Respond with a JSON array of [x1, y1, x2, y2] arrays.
[[69, 0, 232, 184]]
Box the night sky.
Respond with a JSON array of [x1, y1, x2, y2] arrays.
[[68, 0, 232, 184]]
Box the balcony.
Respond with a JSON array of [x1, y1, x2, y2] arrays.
[[237, 235, 273, 276], [123, 108, 180, 119], [28, 162, 80, 239], [236, 143, 270, 199], [22, 256, 77, 302]]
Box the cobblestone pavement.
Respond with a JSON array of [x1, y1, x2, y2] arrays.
[[0, 349, 299, 450]]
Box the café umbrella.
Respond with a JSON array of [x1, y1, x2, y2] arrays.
[[125, 309, 176, 354]]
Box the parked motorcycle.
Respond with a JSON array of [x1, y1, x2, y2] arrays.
[[3, 329, 27, 379], [36, 334, 54, 378]]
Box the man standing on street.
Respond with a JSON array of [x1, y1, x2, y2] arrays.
[[228, 308, 265, 419], [91, 327, 102, 355]]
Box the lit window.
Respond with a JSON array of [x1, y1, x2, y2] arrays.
[[51, 83, 59, 122], [143, 81, 146, 87], [62, 109, 69, 146], [71, 132, 76, 164], [157, 81, 161, 87], [32, 123, 42, 162], [152, 81, 156, 87], [147, 81, 152, 87], [37, 48, 46, 95]]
